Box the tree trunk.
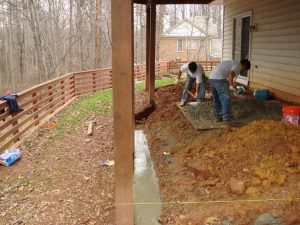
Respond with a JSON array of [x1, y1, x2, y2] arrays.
[[69, 0, 74, 71], [94, 0, 101, 68]]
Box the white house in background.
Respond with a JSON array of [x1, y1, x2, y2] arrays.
[[159, 16, 222, 61]]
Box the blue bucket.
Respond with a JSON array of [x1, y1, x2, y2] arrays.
[[254, 89, 269, 100]]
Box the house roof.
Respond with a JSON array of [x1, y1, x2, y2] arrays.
[[161, 16, 219, 38]]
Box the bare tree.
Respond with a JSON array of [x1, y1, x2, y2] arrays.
[[0, 1, 222, 93], [94, 0, 101, 68]]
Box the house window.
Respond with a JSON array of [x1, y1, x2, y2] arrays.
[[200, 40, 205, 50], [177, 39, 183, 52], [186, 40, 197, 50]]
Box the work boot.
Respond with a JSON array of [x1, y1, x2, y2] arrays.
[[223, 120, 239, 127], [179, 101, 186, 106], [214, 117, 223, 122]]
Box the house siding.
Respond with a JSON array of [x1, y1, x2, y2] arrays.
[[223, 0, 300, 102], [159, 37, 216, 61]]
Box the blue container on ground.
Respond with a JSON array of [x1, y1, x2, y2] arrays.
[[254, 89, 269, 100], [0, 149, 21, 166]]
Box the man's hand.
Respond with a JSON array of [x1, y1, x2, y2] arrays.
[[229, 85, 237, 97], [194, 92, 198, 99], [175, 70, 182, 85]]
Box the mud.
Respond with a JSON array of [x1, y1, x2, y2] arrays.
[[179, 98, 282, 130]]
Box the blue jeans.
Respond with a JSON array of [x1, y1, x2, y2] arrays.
[[181, 74, 206, 103], [209, 79, 233, 121]]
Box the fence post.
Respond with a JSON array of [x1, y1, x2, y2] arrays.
[[12, 114, 19, 142], [92, 72, 96, 92], [32, 92, 39, 126], [109, 69, 112, 90], [61, 80, 66, 105], [70, 73, 76, 97], [48, 85, 54, 114]]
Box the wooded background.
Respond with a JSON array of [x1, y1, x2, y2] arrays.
[[0, 0, 222, 93]]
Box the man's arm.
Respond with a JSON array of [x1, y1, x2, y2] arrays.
[[228, 70, 236, 86], [195, 83, 200, 95], [178, 70, 182, 80], [228, 70, 237, 96], [176, 63, 188, 84], [195, 72, 204, 97], [175, 70, 182, 84]]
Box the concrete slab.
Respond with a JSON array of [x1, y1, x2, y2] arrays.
[[134, 130, 162, 225], [177, 98, 282, 130]]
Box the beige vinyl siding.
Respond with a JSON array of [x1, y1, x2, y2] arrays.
[[223, 0, 300, 102]]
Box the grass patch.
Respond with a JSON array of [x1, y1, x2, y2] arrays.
[[54, 89, 112, 134], [135, 77, 174, 90], [53, 77, 173, 134]]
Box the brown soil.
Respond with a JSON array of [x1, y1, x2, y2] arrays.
[[0, 90, 149, 225], [140, 85, 300, 225], [0, 115, 116, 225]]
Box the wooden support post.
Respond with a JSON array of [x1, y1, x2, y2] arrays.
[[112, 0, 134, 225], [145, 3, 151, 91], [149, 0, 156, 105]]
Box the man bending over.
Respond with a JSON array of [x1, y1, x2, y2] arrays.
[[178, 61, 206, 106], [209, 59, 251, 123]]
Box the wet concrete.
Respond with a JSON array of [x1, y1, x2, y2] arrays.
[[134, 130, 162, 225], [178, 98, 282, 130]]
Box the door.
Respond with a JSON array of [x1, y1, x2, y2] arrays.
[[233, 12, 252, 84], [240, 16, 250, 77]]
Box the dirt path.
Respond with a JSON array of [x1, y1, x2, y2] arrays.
[[0, 89, 150, 225], [0, 112, 115, 225], [140, 85, 300, 225]]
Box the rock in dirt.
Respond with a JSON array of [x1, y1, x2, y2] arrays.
[[254, 213, 284, 225], [204, 216, 222, 225], [187, 157, 214, 180], [85, 138, 92, 143], [290, 153, 300, 166], [262, 179, 272, 189], [222, 217, 235, 225], [245, 186, 260, 197], [198, 178, 219, 187], [229, 177, 246, 195], [238, 210, 247, 218], [285, 215, 300, 225]]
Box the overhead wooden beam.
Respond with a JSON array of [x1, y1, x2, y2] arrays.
[[149, 0, 156, 105], [111, 0, 134, 224], [134, 0, 218, 4], [145, 3, 151, 91]]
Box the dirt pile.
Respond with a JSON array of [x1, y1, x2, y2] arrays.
[[140, 85, 300, 225], [188, 120, 300, 197]]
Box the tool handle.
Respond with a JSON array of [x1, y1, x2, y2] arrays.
[[188, 90, 196, 99]]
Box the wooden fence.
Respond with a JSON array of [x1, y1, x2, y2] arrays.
[[0, 60, 218, 150], [0, 61, 170, 150]]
